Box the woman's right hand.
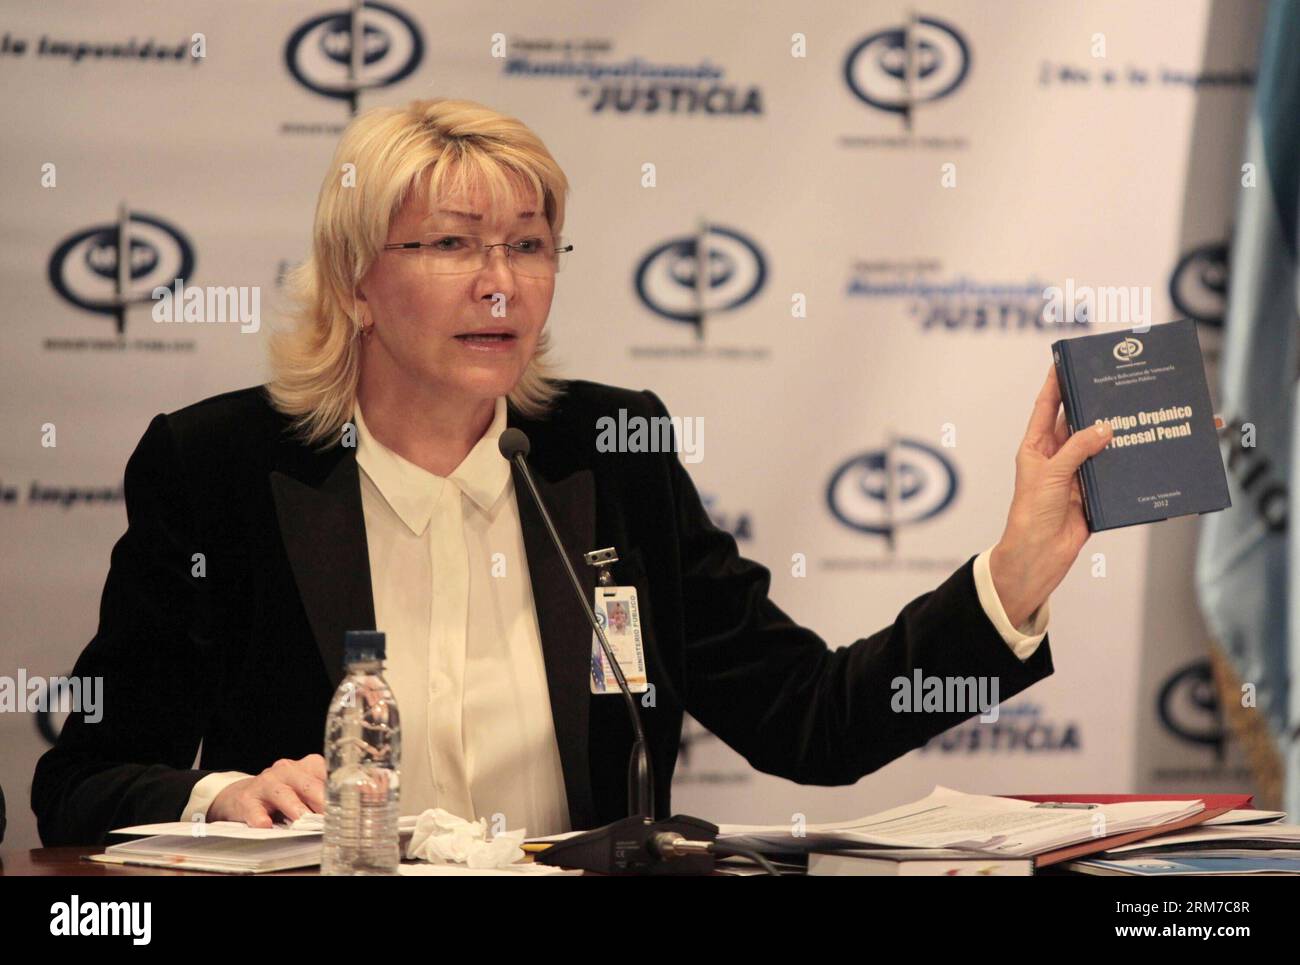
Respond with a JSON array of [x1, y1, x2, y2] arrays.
[[207, 754, 327, 827]]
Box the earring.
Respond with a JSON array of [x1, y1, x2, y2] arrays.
[[353, 293, 372, 339]]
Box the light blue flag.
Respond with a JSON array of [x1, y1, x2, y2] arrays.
[[1195, 0, 1300, 816]]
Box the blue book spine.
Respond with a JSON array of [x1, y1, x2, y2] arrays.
[[1052, 339, 1103, 531]]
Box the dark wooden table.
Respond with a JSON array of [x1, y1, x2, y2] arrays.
[[0, 846, 715, 875], [0, 846, 640, 875]]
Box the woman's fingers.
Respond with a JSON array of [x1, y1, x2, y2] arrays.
[[238, 794, 275, 829], [1054, 409, 1070, 452], [1051, 420, 1113, 479], [300, 754, 327, 781], [214, 758, 326, 826], [1022, 364, 1063, 452], [271, 784, 312, 822]]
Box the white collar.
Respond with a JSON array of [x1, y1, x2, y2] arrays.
[[353, 397, 510, 535]]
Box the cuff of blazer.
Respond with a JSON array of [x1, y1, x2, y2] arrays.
[[954, 553, 1054, 686], [903, 554, 1055, 707], [180, 771, 255, 823], [972, 545, 1050, 662], [52, 764, 222, 846]]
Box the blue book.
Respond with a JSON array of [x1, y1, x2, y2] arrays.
[[1051, 319, 1230, 532], [1072, 855, 1300, 876]]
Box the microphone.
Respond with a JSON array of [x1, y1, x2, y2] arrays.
[[499, 427, 719, 874], [497, 427, 530, 460], [499, 428, 652, 819]]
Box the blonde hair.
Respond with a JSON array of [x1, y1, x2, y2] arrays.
[[268, 97, 569, 447]]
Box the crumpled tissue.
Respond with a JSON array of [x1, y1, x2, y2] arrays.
[[404, 808, 527, 868]]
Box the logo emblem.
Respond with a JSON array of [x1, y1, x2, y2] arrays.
[[634, 225, 766, 338], [844, 15, 971, 127], [1157, 660, 1225, 757], [1113, 336, 1143, 362], [826, 439, 958, 539], [285, 1, 423, 114], [1168, 241, 1228, 328], [48, 207, 196, 334]]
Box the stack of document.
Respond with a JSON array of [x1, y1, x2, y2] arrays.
[[1067, 810, 1300, 876], [94, 817, 421, 874], [718, 786, 1204, 860], [807, 848, 1033, 876]]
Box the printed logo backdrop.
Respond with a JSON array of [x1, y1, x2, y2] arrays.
[[0, 0, 1265, 848]]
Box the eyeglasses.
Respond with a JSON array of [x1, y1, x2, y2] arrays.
[[381, 233, 574, 278]]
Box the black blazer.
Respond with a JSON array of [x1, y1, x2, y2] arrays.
[[32, 379, 1053, 845]]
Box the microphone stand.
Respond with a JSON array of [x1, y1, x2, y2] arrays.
[[500, 429, 720, 874]]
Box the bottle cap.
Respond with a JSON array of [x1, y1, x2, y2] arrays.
[[343, 630, 385, 665]]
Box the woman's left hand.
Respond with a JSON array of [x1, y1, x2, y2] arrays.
[[989, 364, 1113, 627]]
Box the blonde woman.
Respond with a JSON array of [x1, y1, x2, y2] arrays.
[[33, 98, 1112, 845]]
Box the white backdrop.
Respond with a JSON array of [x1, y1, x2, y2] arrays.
[[0, 0, 1265, 850]]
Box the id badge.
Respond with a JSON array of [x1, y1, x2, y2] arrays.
[[590, 585, 648, 694]]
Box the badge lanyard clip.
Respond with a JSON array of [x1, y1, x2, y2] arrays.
[[584, 546, 619, 587]]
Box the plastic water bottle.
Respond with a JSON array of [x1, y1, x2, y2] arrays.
[[322, 630, 401, 875]]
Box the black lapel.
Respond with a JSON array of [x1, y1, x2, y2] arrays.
[[508, 404, 600, 830], [270, 445, 376, 690]]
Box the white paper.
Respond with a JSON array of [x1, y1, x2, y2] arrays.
[[1202, 809, 1287, 826], [719, 786, 1203, 857], [111, 820, 321, 840], [1105, 822, 1300, 854], [398, 862, 580, 876], [111, 814, 422, 839]]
